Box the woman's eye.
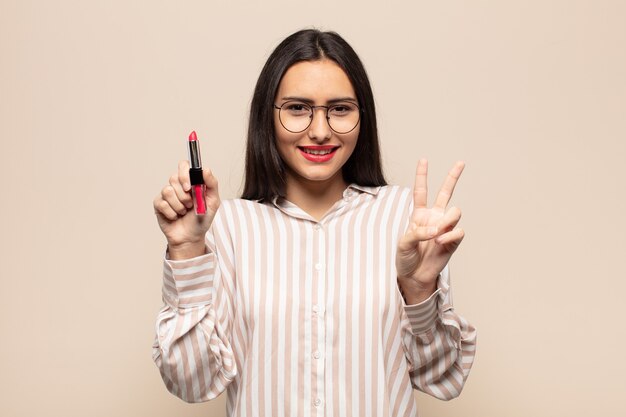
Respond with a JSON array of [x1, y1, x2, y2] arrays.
[[285, 103, 309, 113], [330, 104, 355, 115]]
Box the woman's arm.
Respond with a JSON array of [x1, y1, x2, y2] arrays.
[[152, 159, 237, 401], [395, 160, 477, 398], [400, 265, 477, 399], [152, 217, 238, 402]]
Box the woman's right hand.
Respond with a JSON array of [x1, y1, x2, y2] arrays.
[[153, 160, 221, 259]]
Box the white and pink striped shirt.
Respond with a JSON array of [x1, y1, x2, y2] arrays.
[[153, 184, 477, 417]]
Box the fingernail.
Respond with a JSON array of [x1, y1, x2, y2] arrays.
[[184, 183, 190, 191], [428, 226, 438, 236]]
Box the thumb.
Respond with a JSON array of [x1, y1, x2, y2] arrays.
[[202, 168, 219, 191], [201, 168, 220, 215]]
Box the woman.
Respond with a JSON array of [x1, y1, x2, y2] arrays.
[[152, 29, 476, 416]]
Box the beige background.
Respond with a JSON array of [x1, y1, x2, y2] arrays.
[[1, 0, 625, 416]]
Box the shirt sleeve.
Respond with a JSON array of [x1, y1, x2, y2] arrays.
[[399, 264, 477, 400], [152, 213, 237, 403]]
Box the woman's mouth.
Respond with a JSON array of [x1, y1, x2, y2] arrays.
[[298, 146, 339, 162]]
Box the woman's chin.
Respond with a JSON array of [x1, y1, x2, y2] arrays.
[[287, 167, 345, 186]]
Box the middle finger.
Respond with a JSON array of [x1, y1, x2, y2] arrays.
[[169, 174, 194, 209], [433, 161, 465, 210], [162, 185, 188, 215]]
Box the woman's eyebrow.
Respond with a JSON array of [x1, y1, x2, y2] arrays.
[[327, 97, 358, 104], [280, 96, 358, 104]]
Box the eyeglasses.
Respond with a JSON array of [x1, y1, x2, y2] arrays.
[[273, 100, 361, 134]]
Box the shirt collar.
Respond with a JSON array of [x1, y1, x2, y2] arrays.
[[270, 183, 381, 208], [346, 183, 381, 196]]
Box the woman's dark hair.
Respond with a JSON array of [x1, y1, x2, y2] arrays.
[[241, 29, 387, 202]]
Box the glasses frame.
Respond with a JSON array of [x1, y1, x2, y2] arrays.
[[273, 100, 362, 134]]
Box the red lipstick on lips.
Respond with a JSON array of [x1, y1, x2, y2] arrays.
[[298, 145, 339, 163], [188, 131, 206, 215]]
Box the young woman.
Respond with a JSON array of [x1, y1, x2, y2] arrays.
[[152, 29, 476, 416]]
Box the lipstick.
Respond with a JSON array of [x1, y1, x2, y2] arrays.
[[298, 145, 339, 163], [187, 131, 206, 215]]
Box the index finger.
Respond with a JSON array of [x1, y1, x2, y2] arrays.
[[433, 161, 465, 210], [178, 159, 191, 191], [413, 158, 428, 209]]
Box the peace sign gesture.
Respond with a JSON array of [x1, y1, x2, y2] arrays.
[[396, 159, 466, 304]]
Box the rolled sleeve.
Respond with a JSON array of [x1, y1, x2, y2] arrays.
[[162, 249, 215, 309], [403, 287, 441, 334]]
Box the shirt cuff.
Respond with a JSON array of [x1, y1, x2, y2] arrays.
[[162, 248, 215, 309], [403, 288, 441, 334]]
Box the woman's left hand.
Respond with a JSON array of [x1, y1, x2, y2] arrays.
[[396, 159, 466, 304]]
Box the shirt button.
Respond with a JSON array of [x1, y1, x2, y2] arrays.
[[313, 350, 320, 359], [314, 398, 322, 407], [314, 224, 321, 230], [312, 305, 319, 313], [315, 263, 323, 271]]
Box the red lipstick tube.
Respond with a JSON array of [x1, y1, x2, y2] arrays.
[[188, 131, 206, 215]]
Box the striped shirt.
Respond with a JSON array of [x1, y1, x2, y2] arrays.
[[152, 184, 477, 417]]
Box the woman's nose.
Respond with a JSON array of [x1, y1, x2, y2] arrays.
[[307, 107, 332, 142]]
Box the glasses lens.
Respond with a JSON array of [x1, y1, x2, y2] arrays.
[[327, 102, 360, 134], [279, 101, 312, 133]]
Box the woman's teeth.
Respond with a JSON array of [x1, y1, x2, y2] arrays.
[[301, 148, 335, 155]]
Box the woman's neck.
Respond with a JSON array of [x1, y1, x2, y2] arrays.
[[284, 172, 349, 221]]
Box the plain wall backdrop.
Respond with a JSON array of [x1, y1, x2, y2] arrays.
[[1, 0, 625, 416]]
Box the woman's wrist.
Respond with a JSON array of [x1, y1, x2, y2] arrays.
[[398, 274, 438, 305], [402, 285, 437, 304], [167, 241, 207, 260]]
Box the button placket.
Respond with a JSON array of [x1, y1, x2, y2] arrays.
[[311, 220, 326, 412]]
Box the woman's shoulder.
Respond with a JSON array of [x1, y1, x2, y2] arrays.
[[361, 184, 412, 201], [217, 197, 264, 212], [215, 197, 275, 219], [210, 198, 268, 237], [378, 184, 411, 195]]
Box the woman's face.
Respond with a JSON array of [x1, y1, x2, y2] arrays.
[[273, 59, 360, 189]]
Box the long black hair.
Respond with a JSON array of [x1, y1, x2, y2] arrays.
[[241, 29, 387, 202]]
